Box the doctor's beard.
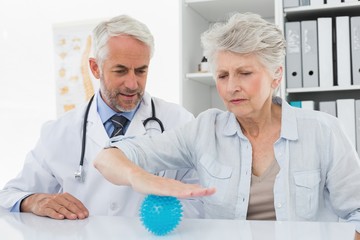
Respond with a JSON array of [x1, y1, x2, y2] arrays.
[[100, 84, 144, 112]]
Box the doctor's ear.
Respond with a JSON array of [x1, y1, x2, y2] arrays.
[[89, 58, 101, 79]]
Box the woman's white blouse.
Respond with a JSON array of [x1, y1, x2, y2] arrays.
[[112, 97, 360, 231]]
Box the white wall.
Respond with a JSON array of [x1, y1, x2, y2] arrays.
[[0, 0, 179, 188]]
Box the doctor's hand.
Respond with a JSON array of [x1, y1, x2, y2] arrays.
[[20, 192, 89, 220], [355, 231, 360, 240]]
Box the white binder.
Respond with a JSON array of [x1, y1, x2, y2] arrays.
[[326, 0, 341, 4], [319, 101, 336, 117], [283, 0, 299, 8], [300, 0, 310, 5], [317, 18, 334, 88], [351, 17, 360, 85], [285, 22, 302, 89], [356, 100, 360, 154], [301, 100, 315, 110], [336, 16, 351, 87], [337, 99, 356, 147], [301, 20, 319, 87], [310, 0, 323, 6]]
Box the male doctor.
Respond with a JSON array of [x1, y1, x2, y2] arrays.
[[0, 14, 202, 220]]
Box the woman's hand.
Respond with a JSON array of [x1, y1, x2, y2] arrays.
[[94, 148, 215, 198], [129, 167, 216, 198]]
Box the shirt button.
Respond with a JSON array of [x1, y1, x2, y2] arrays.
[[276, 203, 282, 208]]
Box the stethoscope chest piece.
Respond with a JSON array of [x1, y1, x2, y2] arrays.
[[75, 165, 85, 183]]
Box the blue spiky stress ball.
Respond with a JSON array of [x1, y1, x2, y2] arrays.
[[139, 195, 183, 236]]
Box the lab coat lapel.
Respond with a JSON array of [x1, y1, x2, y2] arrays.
[[86, 94, 109, 148], [125, 93, 152, 137], [83, 92, 153, 141]]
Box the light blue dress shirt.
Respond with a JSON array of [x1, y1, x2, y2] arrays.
[[113, 97, 360, 231], [96, 91, 138, 137]]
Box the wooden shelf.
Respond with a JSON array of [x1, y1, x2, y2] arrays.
[[284, 2, 360, 20], [186, 72, 215, 86], [185, 0, 274, 22], [287, 85, 360, 93], [180, 0, 275, 116]]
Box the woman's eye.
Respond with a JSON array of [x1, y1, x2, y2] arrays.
[[217, 74, 228, 79], [241, 72, 252, 76]]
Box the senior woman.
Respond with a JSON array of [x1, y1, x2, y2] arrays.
[[94, 12, 360, 236]]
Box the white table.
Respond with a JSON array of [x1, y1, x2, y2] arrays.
[[0, 212, 356, 240]]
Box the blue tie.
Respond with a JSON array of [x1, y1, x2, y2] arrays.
[[110, 115, 128, 137]]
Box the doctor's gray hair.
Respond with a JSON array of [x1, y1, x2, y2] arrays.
[[201, 12, 286, 79], [92, 14, 155, 68]]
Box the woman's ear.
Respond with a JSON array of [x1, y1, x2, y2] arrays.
[[272, 66, 283, 89], [89, 58, 101, 79]]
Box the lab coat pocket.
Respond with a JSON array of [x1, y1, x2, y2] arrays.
[[293, 169, 321, 219], [198, 157, 233, 204]]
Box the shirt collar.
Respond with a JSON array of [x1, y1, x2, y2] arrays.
[[277, 97, 298, 141], [222, 96, 298, 141], [223, 112, 242, 137], [96, 91, 139, 124]]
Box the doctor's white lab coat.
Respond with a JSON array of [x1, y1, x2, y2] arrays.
[[0, 92, 203, 218]]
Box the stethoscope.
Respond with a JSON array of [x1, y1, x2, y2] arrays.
[[74, 94, 164, 182]]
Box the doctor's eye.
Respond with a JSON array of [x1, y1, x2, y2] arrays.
[[113, 69, 128, 75], [135, 69, 147, 76]]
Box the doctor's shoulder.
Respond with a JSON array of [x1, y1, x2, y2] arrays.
[[39, 104, 85, 139], [151, 97, 195, 125], [195, 108, 227, 125], [180, 108, 227, 133]]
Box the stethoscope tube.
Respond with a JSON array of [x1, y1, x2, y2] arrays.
[[74, 95, 94, 182], [143, 98, 164, 133]]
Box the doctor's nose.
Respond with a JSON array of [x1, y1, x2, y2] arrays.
[[124, 71, 139, 90]]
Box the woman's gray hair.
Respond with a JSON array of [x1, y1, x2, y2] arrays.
[[92, 15, 155, 68], [201, 12, 286, 78]]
